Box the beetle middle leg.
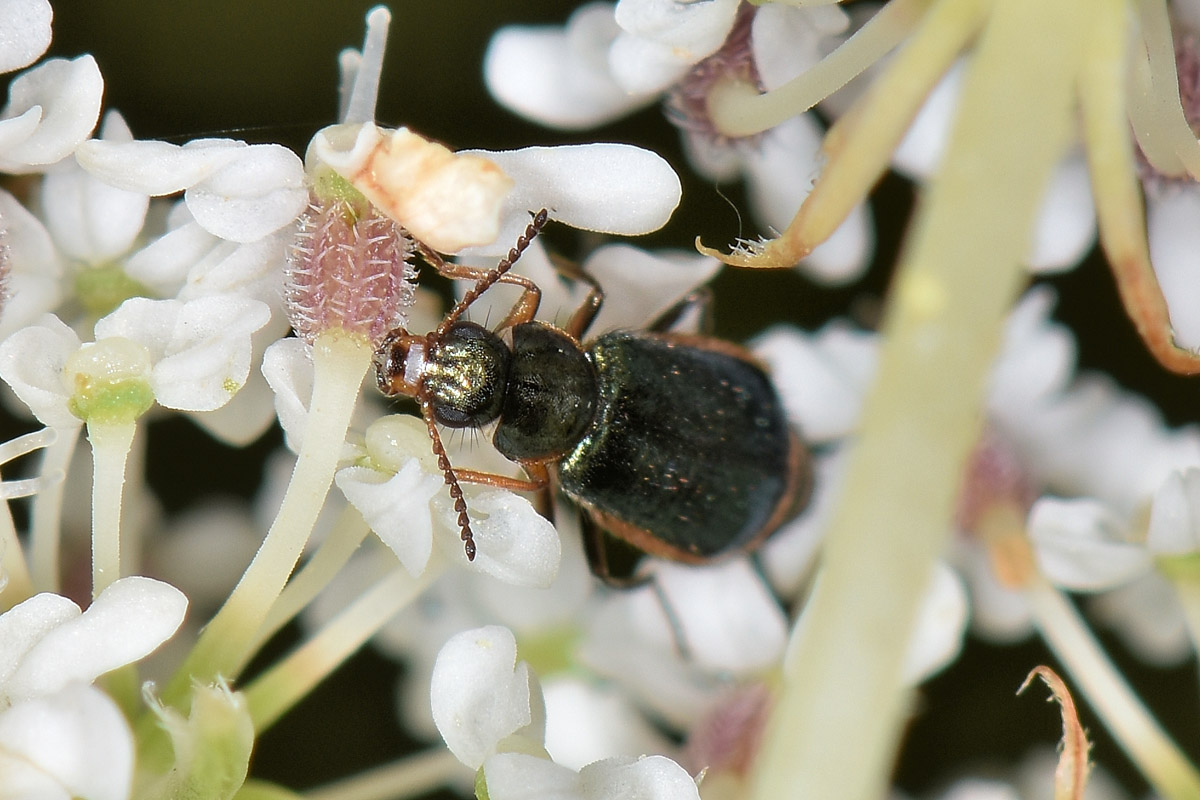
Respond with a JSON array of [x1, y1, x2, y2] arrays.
[[647, 287, 715, 334]]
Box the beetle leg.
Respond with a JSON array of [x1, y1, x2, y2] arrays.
[[451, 460, 550, 492], [548, 256, 606, 340], [647, 287, 715, 334]]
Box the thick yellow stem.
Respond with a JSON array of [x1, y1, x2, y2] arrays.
[[750, 0, 1084, 797]]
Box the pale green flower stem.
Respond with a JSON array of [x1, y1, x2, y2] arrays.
[[247, 504, 371, 658], [244, 563, 440, 731], [88, 419, 137, 598], [29, 424, 80, 594], [305, 748, 464, 800], [749, 1, 1084, 798], [1026, 578, 1200, 799], [162, 330, 374, 709], [711, 0, 933, 137]]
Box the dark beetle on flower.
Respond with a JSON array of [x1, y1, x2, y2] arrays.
[[374, 209, 811, 581]]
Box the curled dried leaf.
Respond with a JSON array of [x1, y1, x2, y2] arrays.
[[1017, 666, 1091, 800]]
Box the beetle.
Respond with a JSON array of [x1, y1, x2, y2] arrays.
[[374, 209, 811, 578]]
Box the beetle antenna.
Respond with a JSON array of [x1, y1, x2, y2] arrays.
[[418, 390, 478, 560], [440, 208, 550, 331]]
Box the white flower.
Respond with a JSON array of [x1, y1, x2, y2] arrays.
[[431, 624, 701, 800], [0, 294, 271, 428], [0, 55, 103, 172], [484, 753, 701, 800], [579, 558, 785, 730], [485, 2, 872, 282], [75, 137, 307, 243], [335, 415, 562, 587], [431, 625, 545, 769], [0, 0, 52, 76], [0, 576, 187, 800]]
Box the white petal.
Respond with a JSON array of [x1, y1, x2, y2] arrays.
[[987, 287, 1076, 421], [74, 137, 246, 196], [1028, 497, 1153, 592], [184, 143, 307, 242], [542, 677, 672, 772], [753, 322, 878, 443], [336, 462, 442, 576], [0, 592, 79, 692], [0, 314, 80, 428], [5, 576, 186, 701], [1088, 573, 1191, 665], [0, 104, 40, 156], [578, 594, 719, 729], [1148, 185, 1200, 349], [124, 218, 219, 295], [751, 4, 849, 92], [486, 4, 652, 129], [738, 114, 824, 232], [435, 488, 562, 588], [614, 0, 739, 54], [892, 61, 963, 180], [0, 684, 133, 800], [0, 751, 71, 800], [96, 295, 272, 411], [761, 445, 847, 597], [1025, 153, 1096, 273], [0, 188, 65, 339], [650, 558, 787, 673], [463, 144, 681, 256], [607, 31, 693, 95], [261, 336, 313, 452], [175, 229, 288, 304], [485, 753, 580, 800], [187, 320, 287, 445], [581, 244, 720, 334], [40, 114, 149, 262], [578, 755, 700, 800], [0, 56, 103, 171], [902, 561, 968, 683], [678, 128, 741, 182], [1146, 468, 1200, 555], [803, 202, 874, 284], [0, 0, 52, 74], [431, 625, 539, 769], [953, 541, 1034, 642]]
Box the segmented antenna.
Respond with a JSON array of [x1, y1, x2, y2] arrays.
[[435, 209, 549, 335], [417, 208, 550, 561]]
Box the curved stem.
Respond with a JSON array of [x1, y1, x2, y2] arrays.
[[29, 424, 79, 594], [245, 564, 438, 732], [305, 748, 464, 800], [87, 420, 137, 598], [163, 331, 373, 707], [700, 0, 991, 268], [246, 504, 371, 662], [709, 0, 933, 137], [1027, 579, 1200, 799], [749, 0, 1084, 797]]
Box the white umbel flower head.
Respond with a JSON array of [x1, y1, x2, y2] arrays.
[[0, 576, 187, 800]]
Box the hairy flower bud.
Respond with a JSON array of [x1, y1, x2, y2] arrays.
[[284, 181, 417, 346]]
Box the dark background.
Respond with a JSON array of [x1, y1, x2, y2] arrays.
[[6, 0, 1197, 795]]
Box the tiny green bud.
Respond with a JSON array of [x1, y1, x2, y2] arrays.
[[63, 337, 155, 424]]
